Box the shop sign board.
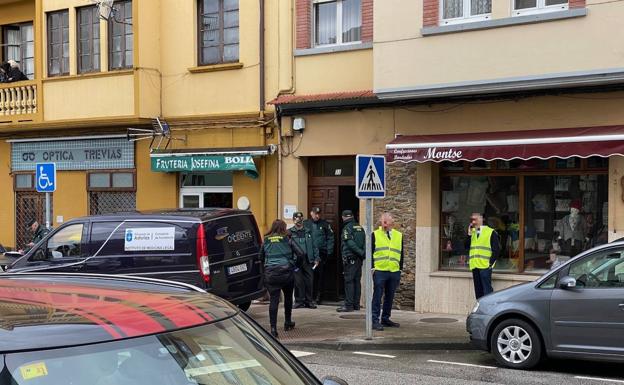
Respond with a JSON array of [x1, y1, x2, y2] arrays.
[[151, 154, 259, 178]]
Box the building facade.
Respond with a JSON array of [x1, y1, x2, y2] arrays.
[[0, 0, 280, 250]]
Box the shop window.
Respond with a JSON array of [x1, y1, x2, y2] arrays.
[[180, 172, 233, 209], [88, 170, 136, 215], [587, 156, 609, 169], [555, 157, 581, 169], [497, 159, 549, 170], [441, 161, 464, 171], [469, 160, 491, 170], [14, 174, 34, 190]]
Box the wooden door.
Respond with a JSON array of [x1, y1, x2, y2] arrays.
[[15, 192, 50, 250]]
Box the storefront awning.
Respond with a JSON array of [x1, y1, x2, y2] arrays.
[[386, 125, 624, 163], [150, 146, 275, 179]]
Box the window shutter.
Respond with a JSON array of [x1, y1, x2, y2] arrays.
[[296, 0, 312, 49]]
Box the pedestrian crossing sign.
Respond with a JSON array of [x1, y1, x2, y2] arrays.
[[356, 155, 386, 198]]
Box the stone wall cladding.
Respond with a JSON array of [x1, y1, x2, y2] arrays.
[[373, 162, 418, 310]]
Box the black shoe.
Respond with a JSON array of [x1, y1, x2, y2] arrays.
[[270, 326, 279, 338], [336, 306, 354, 313], [294, 303, 306, 309], [284, 321, 295, 331], [306, 302, 317, 309], [372, 324, 384, 331], [382, 320, 400, 328]]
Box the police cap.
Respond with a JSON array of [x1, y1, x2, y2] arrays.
[[293, 211, 304, 219], [311, 207, 321, 214], [341, 210, 353, 218]]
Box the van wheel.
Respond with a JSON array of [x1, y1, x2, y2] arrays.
[[238, 301, 251, 312], [490, 319, 542, 370]]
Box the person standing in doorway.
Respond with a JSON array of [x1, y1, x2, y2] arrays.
[[289, 212, 319, 309], [371, 212, 403, 331], [337, 210, 366, 312], [260, 219, 304, 338], [466, 213, 500, 299], [304, 207, 334, 305]]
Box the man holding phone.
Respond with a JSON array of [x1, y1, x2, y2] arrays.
[[466, 213, 500, 299]]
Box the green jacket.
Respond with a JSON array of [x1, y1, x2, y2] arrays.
[[259, 234, 302, 267], [288, 225, 319, 264], [32, 225, 49, 245], [341, 219, 366, 262], [303, 218, 335, 259]]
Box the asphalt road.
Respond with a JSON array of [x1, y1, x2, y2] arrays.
[[287, 346, 624, 385]]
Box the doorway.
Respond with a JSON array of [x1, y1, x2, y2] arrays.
[[15, 192, 51, 250], [308, 156, 358, 303], [179, 172, 233, 209]]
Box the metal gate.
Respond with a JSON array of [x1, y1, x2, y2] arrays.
[[15, 192, 52, 250], [89, 191, 136, 215]]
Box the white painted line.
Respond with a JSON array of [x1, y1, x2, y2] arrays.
[[353, 352, 396, 358], [575, 376, 624, 384], [427, 359, 497, 369], [290, 350, 316, 358]]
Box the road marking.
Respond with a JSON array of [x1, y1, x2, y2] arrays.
[[353, 352, 396, 358], [575, 376, 624, 384], [290, 350, 316, 358], [427, 359, 497, 369]]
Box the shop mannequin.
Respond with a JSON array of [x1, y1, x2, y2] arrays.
[[555, 200, 587, 256]]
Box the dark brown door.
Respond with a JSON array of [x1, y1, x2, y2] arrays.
[[15, 192, 50, 250]]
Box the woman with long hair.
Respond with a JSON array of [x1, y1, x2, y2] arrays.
[[260, 219, 304, 338]]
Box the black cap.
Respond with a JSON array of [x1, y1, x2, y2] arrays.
[[341, 210, 353, 217], [26, 219, 36, 228], [293, 211, 304, 219], [311, 207, 321, 214]]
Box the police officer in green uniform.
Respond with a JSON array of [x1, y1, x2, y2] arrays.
[[289, 212, 320, 309], [337, 210, 366, 313], [22, 220, 49, 253], [304, 207, 335, 304]]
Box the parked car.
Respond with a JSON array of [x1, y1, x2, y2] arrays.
[[7, 209, 264, 310], [467, 240, 624, 369], [0, 272, 348, 385]]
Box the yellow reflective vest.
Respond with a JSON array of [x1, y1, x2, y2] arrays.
[[469, 226, 494, 270], [373, 228, 403, 272]]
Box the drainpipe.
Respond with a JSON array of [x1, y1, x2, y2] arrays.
[[259, 0, 266, 116], [259, 0, 267, 229]]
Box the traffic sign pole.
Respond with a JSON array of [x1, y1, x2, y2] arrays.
[[365, 198, 373, 340], [45, 192, 50, 230]]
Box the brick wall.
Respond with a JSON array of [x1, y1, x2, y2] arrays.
[[373, 162, 418, 311], [569, 0, 586, 8], [362, 0, 374, 42], [423, 0, 439, 27]]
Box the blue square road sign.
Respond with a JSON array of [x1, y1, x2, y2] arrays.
[[36, 163, 57, 193], [356, 155, 385, 198]]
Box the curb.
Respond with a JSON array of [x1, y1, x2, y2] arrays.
[[282, 339, 474, 351]]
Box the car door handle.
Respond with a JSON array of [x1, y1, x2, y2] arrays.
[[619, 303, 624, 311]]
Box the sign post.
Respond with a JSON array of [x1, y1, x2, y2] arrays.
[[36, 163, 56, 229], [356, 155, 386, 340]]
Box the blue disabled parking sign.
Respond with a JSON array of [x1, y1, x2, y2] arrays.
[[356, 155, 385, 199], [36, 163, 57, 193]]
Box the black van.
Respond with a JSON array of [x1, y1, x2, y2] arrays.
[[7, 209, 264, 310]]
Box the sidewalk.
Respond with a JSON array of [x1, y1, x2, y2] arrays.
[[247, 303, 472, 351]]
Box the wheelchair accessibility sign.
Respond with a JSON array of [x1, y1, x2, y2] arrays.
[[36, 163, 56, 192]]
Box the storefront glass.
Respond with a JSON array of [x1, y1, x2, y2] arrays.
[[440, 157, 608, 274]]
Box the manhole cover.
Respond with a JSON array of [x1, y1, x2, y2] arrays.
[[339, 314, 365, 320], [420, 318, 458, 324]]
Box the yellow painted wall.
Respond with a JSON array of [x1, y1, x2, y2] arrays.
[[294, 50, 374, 94], [280, 155, 308, 224], [135, 140, 177, 210], [43, 74, 135, 121], [0, 141, 15, 247], [136, 0, 162, 118], [54, 171, 87, 225], [0, 0, 34, 25], [374, 0, 624, 91]]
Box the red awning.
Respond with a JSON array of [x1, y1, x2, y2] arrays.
[[386, 125, 624, 163]]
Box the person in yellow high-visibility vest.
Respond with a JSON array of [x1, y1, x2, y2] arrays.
[[466, 213, 500, 299], [371, 213, 404, 331]]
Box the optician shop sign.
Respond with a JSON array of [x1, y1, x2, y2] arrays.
[[11, 138, 134, 171]]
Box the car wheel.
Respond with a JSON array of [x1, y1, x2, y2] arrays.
[[490, 318, 542, 370], [238, 301, 251, 312]]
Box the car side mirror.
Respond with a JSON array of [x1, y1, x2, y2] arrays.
[[322, 376, 349, 385], [559, 276, 577, 289]]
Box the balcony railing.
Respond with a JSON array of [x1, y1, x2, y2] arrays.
[[0, 81, 38, 116]]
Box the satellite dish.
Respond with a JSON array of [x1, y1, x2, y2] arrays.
[[98, 0, 115, 21]]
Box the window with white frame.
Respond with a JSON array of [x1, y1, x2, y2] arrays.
[[313, 0, 361, 46], [513, 0, 568, 15], [441, 0, 491, 25]]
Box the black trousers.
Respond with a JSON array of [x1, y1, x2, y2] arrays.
[[295, 261, 314, 305], [313, 252, 327, 302], [266, 276, 295, 327], [472, 268, 493, 299], [343, 259, 362, 309]]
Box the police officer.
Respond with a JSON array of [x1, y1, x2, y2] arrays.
[[304, 207, 334, 305], [289, 212, 320, 309], [337, 210, 366, 313]]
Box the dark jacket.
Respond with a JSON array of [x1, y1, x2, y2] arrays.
[[304, 218, 335, 259], [371, 231, 405, 271], [31, 225, 49, 245], [259, 233, 304, 267], [341, 218, 366, 262], [288, 225, 319, 264], [464, 226, 501, 267], [1, 62, 28, 82]]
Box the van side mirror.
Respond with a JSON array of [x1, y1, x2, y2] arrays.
[[559, 276, 577, 289], [322, 376, 349, 385]]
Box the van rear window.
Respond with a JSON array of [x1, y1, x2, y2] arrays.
[[90, 221, 191, 256], [204, 215, 259, 256]]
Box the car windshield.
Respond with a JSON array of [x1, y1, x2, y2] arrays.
[[2, 316, 313, 385]]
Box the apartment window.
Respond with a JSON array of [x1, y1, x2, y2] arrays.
[[78, 6, 101, 73], [313, 0, 361, 46], [47, 10, 70, 77], [198, 0, 239, 65], [513, 0, 568, 15], [441, 0, 491, 24], [109, 0, 133, 70], [88, 170, 136, 215], [2, 23, 34, 79]]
